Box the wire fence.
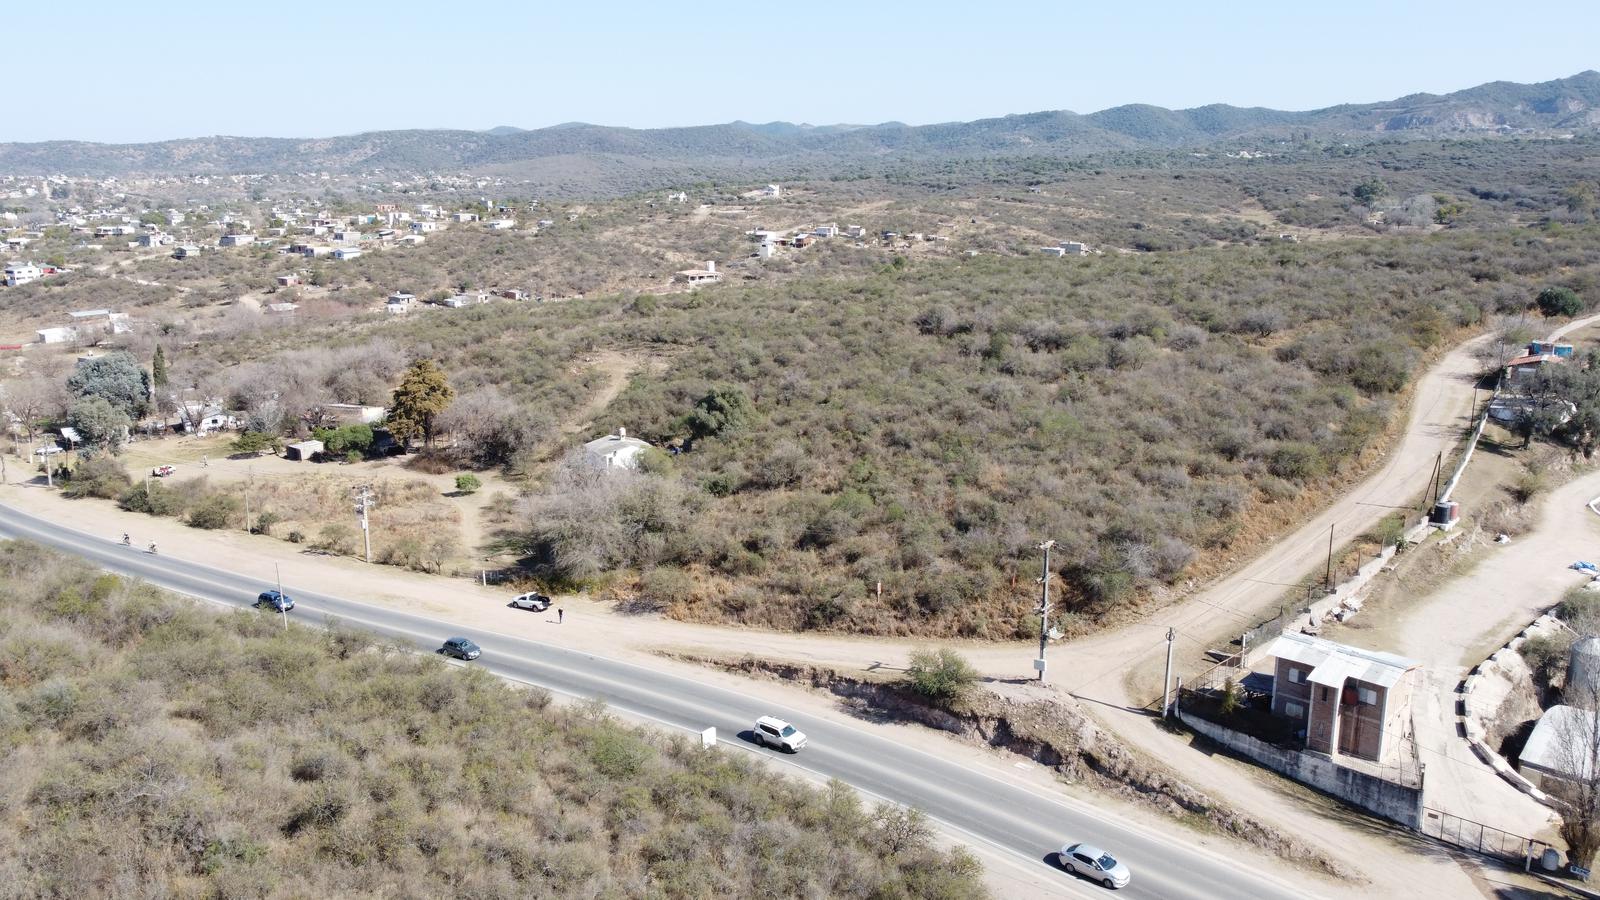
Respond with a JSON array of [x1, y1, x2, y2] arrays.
[[1419, 806, 1552, 865]]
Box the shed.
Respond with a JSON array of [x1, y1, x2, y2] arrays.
[[583, 427, 652, 470], [285, 439, 324, 461], [1519, 705, 1597, 790]]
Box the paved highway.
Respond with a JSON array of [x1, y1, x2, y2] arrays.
[[0, 502, 1321, 900]]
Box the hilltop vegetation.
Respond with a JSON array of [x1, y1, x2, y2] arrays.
[[0, 72, 1595, 184], [0, 541, 984, 898]]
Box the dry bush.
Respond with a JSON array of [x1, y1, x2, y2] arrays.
[[0, 540, 987, 899]]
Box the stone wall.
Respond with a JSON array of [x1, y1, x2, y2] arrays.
[[1178, 709, 1424, 828]]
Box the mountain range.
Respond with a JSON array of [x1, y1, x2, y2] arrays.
[[3, 72, 1597, 180]]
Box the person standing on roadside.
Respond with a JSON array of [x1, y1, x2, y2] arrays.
[[558, 607, 564, 624]]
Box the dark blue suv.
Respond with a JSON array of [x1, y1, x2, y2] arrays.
[[440, 637, 481, 660], [255, 590, 294, 612]]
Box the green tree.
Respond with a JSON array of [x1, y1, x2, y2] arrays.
[[903, 647, 979, 706], [1219, 677, 1241, 717], [455, 473, 482, 494], [60, 456, 132, 500], [312, 423, 373, 456], [231, 431, 282, 456], [187, 493, 241, 530], [67, 397, 131, 452], [1537, 286, 1584, 318], [151, 346, 168, 391], [1566, 181, 1597, 219], [1351, 178, 1388, 206], [67, 353, 150, 420], [686, 386, 753, 441], [387, 359, 455, 447]]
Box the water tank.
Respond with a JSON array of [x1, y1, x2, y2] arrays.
[[1570, 635, 1600, 699]]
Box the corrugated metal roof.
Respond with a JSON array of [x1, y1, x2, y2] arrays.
[[1520, 705, 1597, 780], [1264, 632, 1419, 689]]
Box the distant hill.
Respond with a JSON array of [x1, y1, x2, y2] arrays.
[[3, 71, 1596, 181]]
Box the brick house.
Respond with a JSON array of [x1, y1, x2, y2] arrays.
[[1264, 632, 1421, 764]]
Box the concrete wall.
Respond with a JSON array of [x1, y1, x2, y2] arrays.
[[1178, 709, 1424, 828]]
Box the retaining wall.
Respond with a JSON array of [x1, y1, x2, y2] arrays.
[[1178, 710, 1424, 828]]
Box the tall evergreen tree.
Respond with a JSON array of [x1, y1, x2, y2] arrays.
[[152, 345, 168, 390], [387, 359, 454, 447]]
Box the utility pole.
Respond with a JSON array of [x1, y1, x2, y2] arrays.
[[353, 485, 374, 563], [1035, 539, 1055, 682], [1324, 523, 1334, 589], [1162, 627, 1176, 718], [276, 562, 287, 631], [243, 467, 252, 534], [1431, 451, 1444, 507]]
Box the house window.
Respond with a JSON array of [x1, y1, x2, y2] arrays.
[[1358, 687, 1378, 706], [1286, 667, 1304, 684], [1284, 701, 1305, 719]]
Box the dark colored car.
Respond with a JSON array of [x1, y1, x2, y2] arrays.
[[441, 637, 481, 660], [255, 590, 295, 612]]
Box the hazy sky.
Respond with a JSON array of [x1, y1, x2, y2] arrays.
[[8, 1, 1597, 143]]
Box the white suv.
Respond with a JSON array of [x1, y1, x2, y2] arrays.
[[753, 715, 807, 752]]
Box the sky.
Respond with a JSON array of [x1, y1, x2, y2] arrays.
[[7, 0, 1597, 144]]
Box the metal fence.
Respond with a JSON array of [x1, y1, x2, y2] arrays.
[[1419, 807, 1552, 864]]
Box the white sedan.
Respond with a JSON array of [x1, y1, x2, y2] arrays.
[[1059, 842, 1131, 889]]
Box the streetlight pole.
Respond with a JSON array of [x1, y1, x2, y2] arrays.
[[276, 562, 286, 631], [1035, 539, 1055, 682], [1162, 626, 1176, 718]]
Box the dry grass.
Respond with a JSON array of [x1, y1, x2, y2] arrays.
[[0, 540, 987, 898]]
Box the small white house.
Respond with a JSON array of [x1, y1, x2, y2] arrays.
[[36, 326, 76, 344], [1060, 241, 1089, 256], [219, 233, 255, 247], [675, 260, 722, 286], [332, 247, 362, 260], [177, 401, 238, 435], [1039, 246, 1067, 257], [4, 262, 42, 286], [173, 245, 202, 259], [583, 427, 652, 470], [486, 218, 517, 230]]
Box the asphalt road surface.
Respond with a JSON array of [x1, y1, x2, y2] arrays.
[[0, 502, 1319, 900]]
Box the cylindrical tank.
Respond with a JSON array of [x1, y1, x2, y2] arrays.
[[1569, 635, 1600, 700]]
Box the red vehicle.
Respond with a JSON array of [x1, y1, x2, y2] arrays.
[[151, 465, 176, 477]]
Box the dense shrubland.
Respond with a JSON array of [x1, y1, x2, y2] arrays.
[[382, 226, 1597, 636], [0, 541, 985, 898]]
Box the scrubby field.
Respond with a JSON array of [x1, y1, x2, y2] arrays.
[[0, 542, 984, 898], [394, 227, 1597, 636]]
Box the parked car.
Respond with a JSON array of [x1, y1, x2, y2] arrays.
[[752, 715, 807, 752], [152, 465, 175, 477], [440, 637, 481, 660], [509, 591, 551, 611], [254, 590, 294, 612], [1059, 843, 1131, 889]]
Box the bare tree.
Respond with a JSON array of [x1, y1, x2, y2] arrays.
[[0, 377, 69, 443], [434, 385, 546, 467], [521, 453, 689, 581], [1558, 679, 1600, 869]]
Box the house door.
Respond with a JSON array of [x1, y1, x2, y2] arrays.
[[1337, 692, 1361, 756]]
